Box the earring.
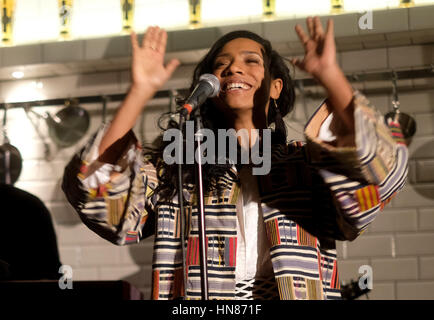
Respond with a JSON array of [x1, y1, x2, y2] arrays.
[[267, 98, 280, 128], [273, 99, 281, 114], [272, 98, 287, 144]]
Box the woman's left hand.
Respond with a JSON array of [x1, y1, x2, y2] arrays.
[[291, 16, 338, 81], [292, 16, 355, 133]]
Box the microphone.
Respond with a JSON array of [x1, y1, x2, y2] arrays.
[[180, 74, 220, 116]]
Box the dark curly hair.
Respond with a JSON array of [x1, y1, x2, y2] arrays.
[[145, 30, 296, 201]]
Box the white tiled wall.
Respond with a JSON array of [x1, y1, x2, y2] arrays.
[[2, 42, 434, 300]]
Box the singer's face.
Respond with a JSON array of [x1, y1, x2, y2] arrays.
[[211, 38, 270, 113]]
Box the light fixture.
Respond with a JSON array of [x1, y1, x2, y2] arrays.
[[400, 0, 415, 6], [263, 0, 276, 20], [121, 0, 134, 34], [189, 0, 201, 28], [331, 0, 344, 13], [58, 0, 73, 40], [1, 0, 16, 46], [11, 71, 24, 79]]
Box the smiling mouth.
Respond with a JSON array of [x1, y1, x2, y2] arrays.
[[221, 82, 252, 93]]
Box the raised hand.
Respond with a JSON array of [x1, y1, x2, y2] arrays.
[[130, 26, 180, 93], [291, 16, 337, 80], [292, 16, 355, 132], [98, 26, 179, 157]]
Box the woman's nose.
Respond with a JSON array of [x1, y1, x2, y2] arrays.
[[223, 60, 244, 76]]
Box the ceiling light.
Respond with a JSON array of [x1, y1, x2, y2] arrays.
[[189, 0, 202, 27], [11, 71, 24, 79], [263, 0, 276, 20]]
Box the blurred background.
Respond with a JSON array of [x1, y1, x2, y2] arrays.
[[1, 0, 433, 299]]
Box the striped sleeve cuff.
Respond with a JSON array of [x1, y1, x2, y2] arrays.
[[69, 125, 159, 245], [78, 123, 140, 185], [304, 91, 409, 239], [304, 90, 406, 186]]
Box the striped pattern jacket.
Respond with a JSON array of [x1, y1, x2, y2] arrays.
[[62, 91, 408, 300]]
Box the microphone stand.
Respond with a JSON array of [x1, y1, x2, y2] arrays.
[[193, 110, 209, 300], [177, 109, 209, 300], [177, 113, 188, 299], [176, 73, 219, 300]]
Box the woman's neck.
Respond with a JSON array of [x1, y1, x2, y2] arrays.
[[231, 111, 255, 131], [226, 110, 264, 148]]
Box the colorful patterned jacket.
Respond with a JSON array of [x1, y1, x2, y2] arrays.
[[62, 91, 408, 300]]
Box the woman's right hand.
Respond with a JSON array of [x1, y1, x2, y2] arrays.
[[98, 27, 179, 157], [130, 26, 180, 94]]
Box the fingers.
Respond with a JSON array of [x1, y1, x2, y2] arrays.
[[290, 57, 304, 70], [132, 26, 170, 55], [307, 17, 315, 39], [296, 16, 328, 45], [143, 26, 170, 54], [142, 26, 162, 51], [156, 29, 168, 54], [325, 19, 334, 43], [130, 31, 139, 51], [165, 59, 181, 78], [295, 24, 309, 46], [142, 26, 155, 48], [314, 16, 324, 40]]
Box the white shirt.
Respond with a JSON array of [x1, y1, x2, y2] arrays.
[[235, 165, 274, 282]]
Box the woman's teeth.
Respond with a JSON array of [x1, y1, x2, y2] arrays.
[[226, 82, 250, 91]]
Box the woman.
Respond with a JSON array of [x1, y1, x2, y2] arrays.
[[62, 17, 408, 300]]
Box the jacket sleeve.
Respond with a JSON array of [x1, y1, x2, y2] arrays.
[[62, 124, 159, 245], [304, 90, 409, 241]]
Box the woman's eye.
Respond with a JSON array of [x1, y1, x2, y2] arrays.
[[214, 61, 227, 69], [246, 59, 260, 64]]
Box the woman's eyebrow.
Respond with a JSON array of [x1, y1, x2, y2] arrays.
[[215, 51, 263, 59], [241, 51, 263, 57]]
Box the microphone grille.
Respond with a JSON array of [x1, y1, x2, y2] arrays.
[[199, 73, 220, 97]]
